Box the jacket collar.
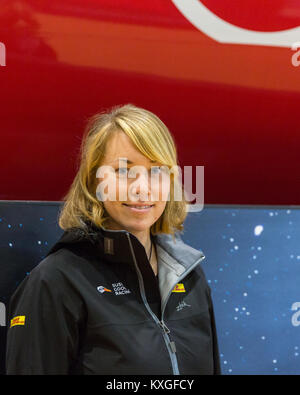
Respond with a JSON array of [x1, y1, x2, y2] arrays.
[[45, 221, 206, 315], [45, 221, 205, 274]]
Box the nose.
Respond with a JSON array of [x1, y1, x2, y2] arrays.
[[129, 168, 151, 201]]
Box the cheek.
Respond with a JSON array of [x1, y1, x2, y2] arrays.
[[97, 174, 127, 202], [152, 201, 167, 220], [152, 176, 171, 202]]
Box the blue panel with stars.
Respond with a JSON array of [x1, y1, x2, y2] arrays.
[[183, 205, 300, 375], [1, 202, 300, 375]]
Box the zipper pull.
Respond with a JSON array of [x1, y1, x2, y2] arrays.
[[160, 321, 177, 353], [169, 341, 177, 353], [159, 320, 170, 334]]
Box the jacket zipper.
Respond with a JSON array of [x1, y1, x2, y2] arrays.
[[126, 233, 179, 375], [126, 232, 205, 375]]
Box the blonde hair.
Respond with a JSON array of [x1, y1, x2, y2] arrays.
[[58, 104, 188, 240]]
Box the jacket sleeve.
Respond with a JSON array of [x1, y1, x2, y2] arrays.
[[207, 286, 222, 375], [6, 260, 84, 375]]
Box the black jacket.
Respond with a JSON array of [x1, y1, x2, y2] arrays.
[[6, 222, 221, 375]]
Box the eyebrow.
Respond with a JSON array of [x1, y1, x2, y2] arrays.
[[112, 158, 158, 164]]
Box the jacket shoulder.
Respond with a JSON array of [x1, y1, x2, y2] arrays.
[[27, 247, 90, 286], [193, 262, 211, 294]]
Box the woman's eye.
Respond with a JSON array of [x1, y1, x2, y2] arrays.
[[116, 168, 128, 176], [151, 166, 162, 175], [115, 166, 165, 177]]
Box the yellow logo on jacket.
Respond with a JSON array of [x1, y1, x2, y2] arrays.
[[10, 315, 26, 328], [172, 283, 186, 293]]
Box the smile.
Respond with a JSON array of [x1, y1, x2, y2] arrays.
[[122, 204, 154, 213]]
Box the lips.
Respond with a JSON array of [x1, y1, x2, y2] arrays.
[[122, 203, 155, 213], [122, 204, 154, 208]]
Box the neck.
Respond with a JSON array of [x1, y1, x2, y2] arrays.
[[127, 229, 153, 261], [104, 221, 152, 258], [132, 229, 152, 253]]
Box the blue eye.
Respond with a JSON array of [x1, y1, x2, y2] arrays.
[[116, 168, 128, 175], [151, 166, 162, 174], [115, 166, 165, 177]]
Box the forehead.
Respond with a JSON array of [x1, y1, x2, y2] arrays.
[[103, 131, 158, 165]]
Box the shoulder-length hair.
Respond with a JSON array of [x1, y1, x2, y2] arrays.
[[58, 104, 188, 240]]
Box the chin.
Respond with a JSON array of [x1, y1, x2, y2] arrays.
[[125, 221, 152, 231]]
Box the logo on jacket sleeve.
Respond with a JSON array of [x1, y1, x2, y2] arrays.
[[172, 283, 186, 293], [10, 315, 26, 328]]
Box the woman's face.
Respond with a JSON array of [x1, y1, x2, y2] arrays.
[[96, 131, 170, 234]]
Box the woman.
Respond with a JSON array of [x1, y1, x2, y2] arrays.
[[6, 104, 221, 375]]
